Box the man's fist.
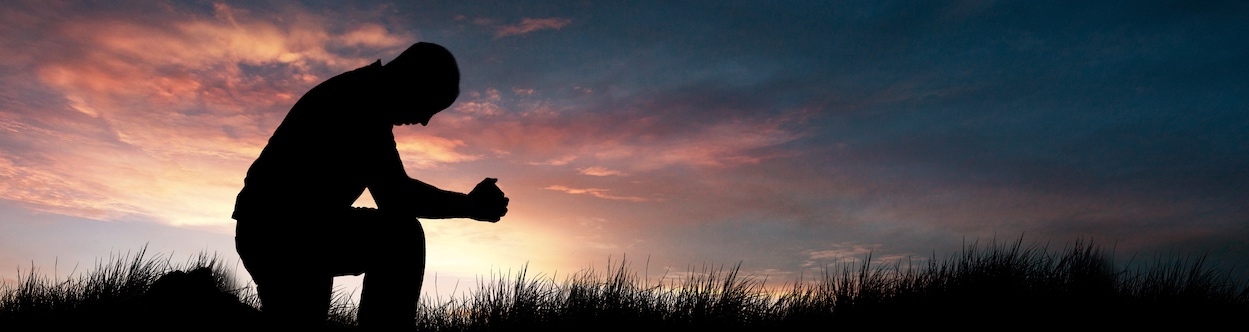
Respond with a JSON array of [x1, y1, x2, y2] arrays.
[[467, 178, 508, 222]]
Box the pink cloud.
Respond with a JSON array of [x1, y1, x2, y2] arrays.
[[801, 242, 916, 269], [453, 88, 505, 116], [0, 2, 421, 227], [529, 155, 578, 166], [578, 166, 625, 177], [394, 134, 480, 169], [543, 185, 649, 202], [495, 18, 572, 38], [586, 119, 804, 170], [338, 24, 408, 48], [427, 88, 809, 175]]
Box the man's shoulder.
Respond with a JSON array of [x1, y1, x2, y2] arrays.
[[289, 60, 385, 113], [334, 60, 385, 83], [309, 61, 383, 93]]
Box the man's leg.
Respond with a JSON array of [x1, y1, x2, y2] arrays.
[[237, 219, 336, 329], [256, 274, 334, 329], [354, 214, 426, 330]]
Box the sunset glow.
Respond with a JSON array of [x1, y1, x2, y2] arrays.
[[2, 1, 1247, 296]]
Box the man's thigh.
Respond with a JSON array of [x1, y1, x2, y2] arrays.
[[236, 208, 425, 281], [323, 208, 426, 276]]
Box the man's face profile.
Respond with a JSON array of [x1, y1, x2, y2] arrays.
[[384, 80, 455, 127], [382, 42, 459, 127], [393, 107, 440, 127]]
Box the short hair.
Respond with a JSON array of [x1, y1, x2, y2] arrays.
[[385, 42, 460, 110]]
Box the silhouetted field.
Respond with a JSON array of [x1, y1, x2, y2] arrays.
[[3, 240, 1246, 330]]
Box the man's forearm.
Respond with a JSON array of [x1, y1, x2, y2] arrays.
[[368, 176, 467, 218], [401, 178, 473, 219], [411, 186, 472, 219]]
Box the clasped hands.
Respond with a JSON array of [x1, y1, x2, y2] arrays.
[[466, 178, 508, 222]]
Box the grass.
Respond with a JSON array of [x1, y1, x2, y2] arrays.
[[3, 239, 1246, 330], [0, 247, 260, 330]]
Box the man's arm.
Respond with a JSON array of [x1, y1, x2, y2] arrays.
[[399, 177, 507, 221], [400, 177, 471, 219], [365, 130, 507, 221]]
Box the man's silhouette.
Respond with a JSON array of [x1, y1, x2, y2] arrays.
[[232, 42, 508, 329]]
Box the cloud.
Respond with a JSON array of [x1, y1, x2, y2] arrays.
[[453, 88, 505, 116], [395, 134, 480, 169], [528, 155, 578, 166], [0, 2, 417, 226], [543, 185, 648, 202], [338, 24, 407, 48], [805, 243, 876, 263], [800, 242, 913, 268], [495, 18, 573, 38], [578, 166, 625, 177], [593, 119, 804, 170], [430, 88, 808, 174]]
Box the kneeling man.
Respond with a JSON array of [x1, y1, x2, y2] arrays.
[[232, 42, 508, 329]]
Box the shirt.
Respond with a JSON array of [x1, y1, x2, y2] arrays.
[[232, 60, 412, 223]]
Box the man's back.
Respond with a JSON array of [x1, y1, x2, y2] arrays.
[[233, 61, 404, 222]]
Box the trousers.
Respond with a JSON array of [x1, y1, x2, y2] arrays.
[[235, 207, 425, 329]]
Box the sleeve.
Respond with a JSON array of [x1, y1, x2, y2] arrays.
[[361, 126, 414, 214], [363, 125, 470, 219]]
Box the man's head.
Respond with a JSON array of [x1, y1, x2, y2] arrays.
[[383, 42, 460, 126]]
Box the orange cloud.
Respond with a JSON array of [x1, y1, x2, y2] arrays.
[[577, 166, 625, 176], [529, 155, 578, 166], [339, 24, 408, 48], [394, 133, 480, 169], [495, 18, 573, 38], [542, 185, 649, 202], [0, 2, 417, 228]]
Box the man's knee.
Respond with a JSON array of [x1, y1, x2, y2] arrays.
[[351, 207, 424, 244], [364, 222, 425, 266]]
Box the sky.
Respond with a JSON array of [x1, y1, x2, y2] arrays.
[[1, 0, 1247, 299]]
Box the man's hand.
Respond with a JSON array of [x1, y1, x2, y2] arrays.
[[466, 178, 508, 222]]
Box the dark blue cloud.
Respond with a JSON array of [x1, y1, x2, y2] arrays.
[[759, 1, 1236, 208], [414, 0, 1249, 217]]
